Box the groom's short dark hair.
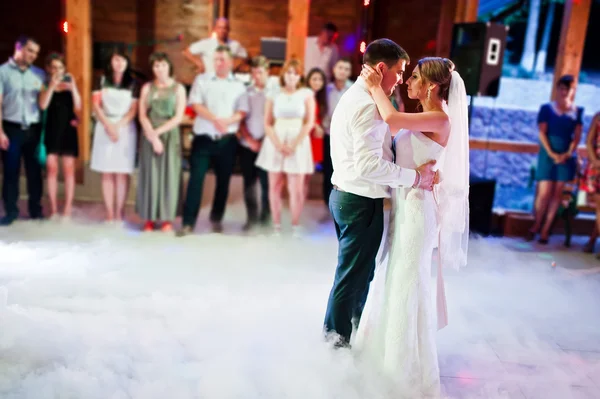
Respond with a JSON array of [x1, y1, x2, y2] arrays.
[[363, 39, 410, 68]]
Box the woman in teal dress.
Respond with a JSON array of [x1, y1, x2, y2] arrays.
[[137, 52, 187, 232], [528, 75, 584, 243]]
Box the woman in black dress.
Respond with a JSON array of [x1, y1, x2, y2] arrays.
[[39, 52, 82, 219]]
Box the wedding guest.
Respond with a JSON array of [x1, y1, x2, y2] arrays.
[[255, 59, 316, 236], [90, 48, 139, 223], [580, 112, 600, 255], [178, 45, 248, 236], [304, 67, 327, 200], [321, 58, 352, 205], [38, 52, 82, 220], [183, 17, 247, 77], [306, 67, 327, 167], [304, 23, 340, 82], [528, 75, 583, 244], [237, 56, 271, 231], [0, 34, 45, 225], [137, 52, 187, 232]]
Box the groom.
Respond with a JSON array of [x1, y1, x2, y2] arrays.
[[323, 39, 437, 348]]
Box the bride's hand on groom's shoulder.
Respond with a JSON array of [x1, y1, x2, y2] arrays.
[[360, 64, 383, 91]]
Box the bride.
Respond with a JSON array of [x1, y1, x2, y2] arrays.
[[352, 58, 470, 398]]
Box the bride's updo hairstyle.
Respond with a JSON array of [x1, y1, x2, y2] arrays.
[[416, 57, 455, 102]]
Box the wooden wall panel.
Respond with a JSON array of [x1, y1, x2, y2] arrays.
[[88, 0, 361, 82], [228, 0, 289, 60], [155, 0, 212, 84], [371, 0, 444, 111], [0, 0, 62, 67], [92, 0, 138, 46], [228, 0, 361, 75]]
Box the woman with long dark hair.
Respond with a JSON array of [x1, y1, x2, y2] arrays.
[[90, 48, 139, 223], [305, 68, 327, 166], [304, 67, 328, 200]]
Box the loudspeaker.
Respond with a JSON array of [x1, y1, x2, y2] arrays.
[[469, 176, 496, 236], [450, 22, 508, 97], [260, 38, 286, 65]]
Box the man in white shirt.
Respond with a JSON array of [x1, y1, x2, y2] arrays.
[[304, 23, 340, 82], [182, 18, 248, 77], [178, 45, 249, 236], [322, 39, 437, 347]]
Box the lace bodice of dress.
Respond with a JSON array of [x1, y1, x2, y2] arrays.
[[393, 129, 445, 169]]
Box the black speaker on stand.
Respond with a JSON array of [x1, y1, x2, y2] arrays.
[[450, 22, 509, 97], [450, 22, 509, 236]]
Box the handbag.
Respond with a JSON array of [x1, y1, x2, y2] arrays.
[[35, 109, 48, 166]]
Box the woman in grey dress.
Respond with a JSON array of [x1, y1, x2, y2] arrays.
[[137, 52, 187, 232]]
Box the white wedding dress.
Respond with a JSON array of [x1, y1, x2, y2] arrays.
[[353, 128, 447, 398]]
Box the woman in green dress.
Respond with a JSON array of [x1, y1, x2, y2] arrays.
[[137, 52, 187, 232]]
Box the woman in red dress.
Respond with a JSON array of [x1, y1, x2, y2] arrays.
[[304, 68, 328, 199]]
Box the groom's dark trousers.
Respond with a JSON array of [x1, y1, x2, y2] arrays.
[[323, 186, 384, 345]]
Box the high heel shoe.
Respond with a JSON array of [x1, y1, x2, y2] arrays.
[[160, 222, 173, 232], [525, 230, 536, 241], [142, 221, 154, 232]]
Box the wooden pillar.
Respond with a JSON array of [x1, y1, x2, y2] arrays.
[[436, 0, 479, 57], [455, 0, 479, 23], [65, 0, 92, 184], [219, 0, 230, 18], [436, 0, 458, 57], [136, 0, 156, 78], [286, 0, 310, 64], [552, 0, 592, 100]]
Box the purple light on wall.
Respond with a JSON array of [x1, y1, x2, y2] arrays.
[[344, 34, 359, 53]]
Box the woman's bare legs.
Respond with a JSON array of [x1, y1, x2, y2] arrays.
[[61, 156, 76, 217]]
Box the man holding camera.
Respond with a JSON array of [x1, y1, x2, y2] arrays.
[[0, 35, 46, 225]]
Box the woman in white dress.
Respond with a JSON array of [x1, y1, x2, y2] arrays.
[[255, 59, 316, 235], [353, 58, 470, 398], [90, 49, 139, 223]]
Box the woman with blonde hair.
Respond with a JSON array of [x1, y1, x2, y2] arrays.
[[255, 59, 316, 236]]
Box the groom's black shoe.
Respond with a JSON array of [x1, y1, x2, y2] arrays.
[[324, 331, 351, 350], [333, 340, 351, 350]]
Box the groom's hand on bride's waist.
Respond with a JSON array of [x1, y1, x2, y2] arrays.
[[414, 160, 437, 191]]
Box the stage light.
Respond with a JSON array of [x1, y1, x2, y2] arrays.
[[364, 0, 370, 6], [360, 41, 366, 53], [62, 21, 69, 33]]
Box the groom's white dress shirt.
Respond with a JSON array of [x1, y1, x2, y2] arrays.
[[329, 77, 417, 199]]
